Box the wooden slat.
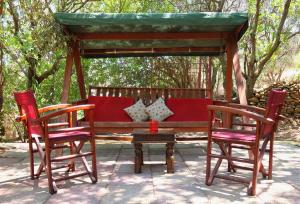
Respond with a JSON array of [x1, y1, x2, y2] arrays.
[[95, 87, 100, 96], [157, 89, 162, 99], [54, 172, 90, 182], [164, 89, 169, 99], [115, 88, 120, 97], [51, 152, 92, 162], [102, 87, 107, 96], [132, 89, 138, 100], [143, 88, 151, 105], [214, 174, 250, 184], [88, 87, 210, 99], [120, 88, 126, 97], [150, 88, 157, 102], [108, 88, 114, 96]]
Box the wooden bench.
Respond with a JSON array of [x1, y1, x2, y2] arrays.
[[74, 86, 225, 141]]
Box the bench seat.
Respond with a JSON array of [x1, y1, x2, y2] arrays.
[[74, 86, 225, 141], [79, 121, 209, 133]]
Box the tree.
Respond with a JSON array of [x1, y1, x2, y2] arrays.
[[241, 0, 299, 98], [0, 0, 90, 140]]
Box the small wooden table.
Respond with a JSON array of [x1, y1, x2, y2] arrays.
[[131, 128, 176, 174]]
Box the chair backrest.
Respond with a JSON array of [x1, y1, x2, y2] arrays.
[[263, 89, 287, 136], [14, 90, 43, 137]]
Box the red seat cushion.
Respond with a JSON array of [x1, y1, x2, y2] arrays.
[[212, 131, 256, 142], [165, 98, 213, 121], [49, 131, 90, 142], [87, 96, 134, 122]]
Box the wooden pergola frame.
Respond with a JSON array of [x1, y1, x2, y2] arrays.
[[61, 33, 246, 105], [58, 13, 247, 107]]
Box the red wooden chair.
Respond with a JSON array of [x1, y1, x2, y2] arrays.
[[14, 90, 97, 194], [205, 89, 286, 195]]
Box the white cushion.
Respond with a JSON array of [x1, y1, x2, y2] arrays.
[[124, 99, 149, 122], [146, 97, 174, 121]]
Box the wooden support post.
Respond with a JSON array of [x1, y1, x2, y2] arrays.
[[0, 0, 3, 15], [61, 47, 74, 103], [207, 57, 212, 98], [225, 37, 234, 103], [73, 41, 87, 99], [224, 35, 235, 127], [197, 57, 202, 88]]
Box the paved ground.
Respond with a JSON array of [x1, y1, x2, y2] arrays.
[[0, 141, 300, 204]]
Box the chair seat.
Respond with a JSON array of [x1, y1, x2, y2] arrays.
[[49, 131, 90, 142], [212, 131, 256, 143]]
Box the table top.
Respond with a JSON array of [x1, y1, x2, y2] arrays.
[[132, 128, 174, 135], [132, 128, 176, 143]]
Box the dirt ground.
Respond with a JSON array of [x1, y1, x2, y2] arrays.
[[277, 118, 300, 143]]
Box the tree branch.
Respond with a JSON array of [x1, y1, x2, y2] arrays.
[[258, 0, 292, 70], [288, 31, 300, 40], [0, 41, 26, 74], [7, 0, 20, 35], [36, 57, 63, 84], [248, 0, 261, 69]]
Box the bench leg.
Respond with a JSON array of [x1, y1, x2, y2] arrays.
[[134, 143, 142, 173], [166, 143, 174, 173]]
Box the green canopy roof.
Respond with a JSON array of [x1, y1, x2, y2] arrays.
[[54, 12, 248, 57]]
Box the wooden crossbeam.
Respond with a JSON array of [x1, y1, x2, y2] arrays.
[[76, 32, 230, 40], [81, 47, 225, 55]]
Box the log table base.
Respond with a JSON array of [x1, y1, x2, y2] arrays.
[[131, 128, 176, 174]]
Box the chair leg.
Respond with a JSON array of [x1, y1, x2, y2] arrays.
[[45, 145, 57, 194], [28, 139, 35, 180], [249, 147, 259, 196], [34, 136, 46, 178], [68, 142, 76, 172], [90, 138, 98, 183], [268, 138, 274, 180], [259, 136, 271, 179], [227, 143, 232, 172], [205, 135, 212, 185]]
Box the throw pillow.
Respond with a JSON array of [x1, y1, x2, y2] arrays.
[[146, 97, 174, 121], [124, 99, 149, 122]]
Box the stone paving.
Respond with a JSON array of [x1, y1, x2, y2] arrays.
[[0, 141, 300, 204]]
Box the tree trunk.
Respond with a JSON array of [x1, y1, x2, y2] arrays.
[[246, 73, 257, 99], [0, 10, 5, 138]]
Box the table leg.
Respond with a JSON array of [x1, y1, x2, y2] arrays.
[[141, 147, 144, 165], [166, 143, 174, 173], [134, 143, 142, 173]]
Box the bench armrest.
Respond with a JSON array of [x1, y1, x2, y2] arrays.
[[72, 99, 88, 105]]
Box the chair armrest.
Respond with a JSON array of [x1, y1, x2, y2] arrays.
[[38, 104, 72, 114], [228, 103, 286, 121], [228, 103, 266, 115], [207, 105, 274, 125], [15, 104, 72, 122], [278, 114, 287, 121], [15, 115, 26, 122], [33, 104, 95, 124]]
